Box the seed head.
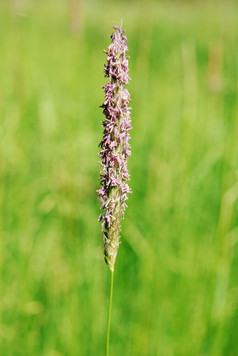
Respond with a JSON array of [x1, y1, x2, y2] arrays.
[[98, 26, 132, 271]]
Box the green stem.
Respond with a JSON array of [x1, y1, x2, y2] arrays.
[[106, 269, 114, 356]]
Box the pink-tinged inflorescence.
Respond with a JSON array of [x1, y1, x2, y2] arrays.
[[98, 26, 132, 271]]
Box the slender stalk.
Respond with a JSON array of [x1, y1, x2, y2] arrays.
[[106, 269, 114, 356]]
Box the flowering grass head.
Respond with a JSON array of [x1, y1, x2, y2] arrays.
[[98, 26, 132, 271]]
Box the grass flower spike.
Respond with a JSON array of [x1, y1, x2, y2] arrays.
[[98, 26, 132, 271]]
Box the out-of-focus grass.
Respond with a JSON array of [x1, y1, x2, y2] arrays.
[[0, 1, 238, 355]]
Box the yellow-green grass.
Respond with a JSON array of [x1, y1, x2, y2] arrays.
[[0, 1, 238, 355]]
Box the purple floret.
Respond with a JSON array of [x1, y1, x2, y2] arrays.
[[97, 26, 132, 270]]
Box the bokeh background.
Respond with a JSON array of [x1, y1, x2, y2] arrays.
[[1, 0, 238, 355]]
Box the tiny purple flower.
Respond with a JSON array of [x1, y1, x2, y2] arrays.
[[97, 26, 132, 271]]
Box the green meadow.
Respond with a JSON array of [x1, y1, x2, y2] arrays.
[[0, 1, 238, 355]]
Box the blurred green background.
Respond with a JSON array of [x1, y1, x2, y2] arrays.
[[1, 0, 238, 355]]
